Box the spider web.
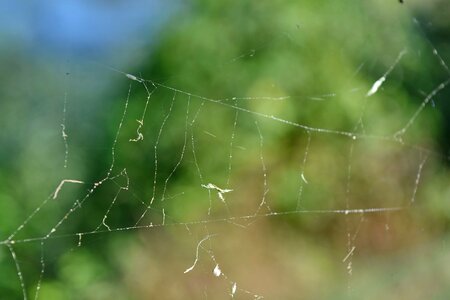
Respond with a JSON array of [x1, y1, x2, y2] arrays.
[[1, 2, 450, 299]]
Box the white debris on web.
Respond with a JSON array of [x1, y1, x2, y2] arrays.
[[130, 81, 157, 143], [125, 73, 142, 82], [300, 172, 308, 184], [366, 76, 385, 97], [201, 183, 233, 202], [129, 119, 144, 142], [213, 264, 222, 277], [53, 179, 84, 200], [231, 282, 237, 297], [184, 235, 216, 274], [342, 246, 356, 263], [77, 233, 83, 247], [101, 215, 111, 231], [366, 49, 407, 97]]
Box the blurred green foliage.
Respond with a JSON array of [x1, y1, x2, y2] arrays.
[[1, 0, 449, 299]]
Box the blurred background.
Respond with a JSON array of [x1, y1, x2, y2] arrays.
[[0, 0, 449, 299]]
